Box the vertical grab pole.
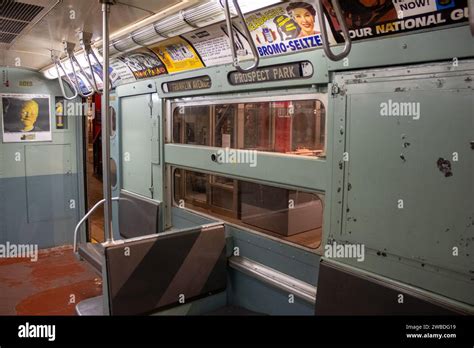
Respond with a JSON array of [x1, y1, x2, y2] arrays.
[[101, 0, 114, 244]]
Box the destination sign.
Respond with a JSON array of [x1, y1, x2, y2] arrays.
[[162, 76, 211, 93], [228, 62, 313, 85]]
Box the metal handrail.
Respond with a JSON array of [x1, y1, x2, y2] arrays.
[[469, 0, 474, 36], [78, 32, 101, 93], [79, 31, 113, 93], [51, 51, 78, 100], [315, 0, 352, 61], [64, 41, 95, 98], [223, 0, 260, 73], [73, 197, 119, 254]]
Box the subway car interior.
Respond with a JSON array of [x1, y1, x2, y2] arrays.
[[0, 0, 473, 319]]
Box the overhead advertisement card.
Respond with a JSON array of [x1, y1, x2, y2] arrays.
[[183, 23, 254, 67], [1, 93, 51, 143], [109, 58, 136, 86], [68, 71, 93, 95], [244, 1, 336, 58], [116, 48, 167, 80], [322, 0, 468, 41], [150, 37, 205, 73]]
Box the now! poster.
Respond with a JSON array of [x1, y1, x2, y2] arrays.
[[322, 0, 468, 41]]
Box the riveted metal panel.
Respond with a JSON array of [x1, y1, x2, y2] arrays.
[[329, 60, 474, 307], [120, 93, 153, 198]]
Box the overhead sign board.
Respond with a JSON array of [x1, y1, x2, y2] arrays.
[[162, 76, 212, 93], [228, 61, 313, 85]]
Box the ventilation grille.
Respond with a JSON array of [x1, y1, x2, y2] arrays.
[[0, 0, 45, 44], [0, 32, 16, 43]]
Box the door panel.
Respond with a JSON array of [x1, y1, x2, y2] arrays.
[[330, 61, 474, 306], [120, 94, 152, 198], [345, 90, 473, 273]]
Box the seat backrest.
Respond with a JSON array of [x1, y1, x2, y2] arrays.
[[118, 190, 160, 238], [105, 224, 227, 315], [315, 259, 467, 315]]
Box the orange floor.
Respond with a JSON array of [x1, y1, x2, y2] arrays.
[[0, 246, 102, 315], [87, 143, 105, 243]]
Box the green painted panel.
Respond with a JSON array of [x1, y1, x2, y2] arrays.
[[0, 68, 80, 179], [345, 90, 473, 271], [165, 144, 327, 192], [327, 26, 474, 72], [116, 79, 156, 97], [120, 93, 152, 198], [25, 144, 72, 176], [151, 93, 164, 202], [111, 26, 473, 101], [329, 60, 474, 307], [0, 144, 25, 179], [25, 144, 74, 222], [0, 68, 82, 247], [153, 49, 329, 99]]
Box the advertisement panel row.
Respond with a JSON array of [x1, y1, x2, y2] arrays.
[[66, 0, 468, 89]]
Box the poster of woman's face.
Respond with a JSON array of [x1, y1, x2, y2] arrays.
[[1, 94, 51, 143], [286, 2, 318, 37], [246, 0, 334, 52]]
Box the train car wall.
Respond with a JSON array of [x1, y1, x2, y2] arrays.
[[0, 68, 83, 248]]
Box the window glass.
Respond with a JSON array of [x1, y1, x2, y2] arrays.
[[110, 106, 116, 137], [174, 168, 323, 250], [214, 104, 236, 148], [172, 99, 325, 157], [173, 105, 210, 145], [185, 170, 207, 204], [243, 103, 271, 150]]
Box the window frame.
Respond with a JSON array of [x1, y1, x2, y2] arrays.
[[170, 165, 325, 253], [166, 93, 328, 158]]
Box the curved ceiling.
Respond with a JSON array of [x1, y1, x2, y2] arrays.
[[0, 0, 193, 70]]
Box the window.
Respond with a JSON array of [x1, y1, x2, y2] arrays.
[[172, 98, 326, 157], [110, 106, 117, 137], [110, 158, 118, 188], [173, 168, 323, 250], [173, 105, 211, 146]]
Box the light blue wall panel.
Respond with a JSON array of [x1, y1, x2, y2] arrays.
[[0, 68, 82, 248], [120, 93, 153, 198], [328, 61, 474, 308], [2, 174, 78, 248], [228, 226, 320, 286], [228, 270, 314, 315]]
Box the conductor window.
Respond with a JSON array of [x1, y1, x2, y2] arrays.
[[174, 168, 324, 250], [172, 98, 326, 157]]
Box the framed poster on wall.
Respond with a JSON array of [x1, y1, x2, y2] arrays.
[[1, 93, 52, 142], [55, 96, 68, 130]]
